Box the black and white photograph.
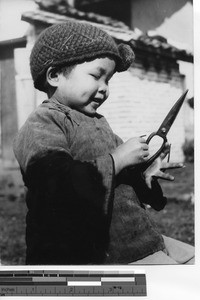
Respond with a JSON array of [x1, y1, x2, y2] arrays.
[[0, 0, 199, 298]]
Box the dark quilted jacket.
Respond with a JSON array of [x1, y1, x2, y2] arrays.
[[13, 98, 166, 265]]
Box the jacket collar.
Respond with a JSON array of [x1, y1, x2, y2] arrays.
[[43, 97, 103, 125]]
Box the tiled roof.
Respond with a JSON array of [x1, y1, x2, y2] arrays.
[[35, 0, 129, 29], [21, 9, 193, 63], [0, 36, 27, 49], [75, 0, 108, 5]]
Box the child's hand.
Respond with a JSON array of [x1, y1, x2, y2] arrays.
[[111, 137, 149, 174], [143, 143, 184, 188]]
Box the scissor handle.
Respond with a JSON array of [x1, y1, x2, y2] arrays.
[[142, 132, 167, 171]]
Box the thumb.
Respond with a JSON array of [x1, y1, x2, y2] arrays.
[[145, 176, 153, 189]]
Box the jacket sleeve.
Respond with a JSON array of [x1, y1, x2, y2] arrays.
[[130, 171, 167, 211], [117, 168, 167, 211], [13, 109, 115, 216], [112, 133, 167, 211]]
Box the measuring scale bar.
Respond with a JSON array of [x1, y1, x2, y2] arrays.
[[0, 270, 146, 296]]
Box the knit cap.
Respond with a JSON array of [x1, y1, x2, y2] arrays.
[[30, 20, 135, 92]]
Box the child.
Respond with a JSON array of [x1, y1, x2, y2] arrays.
[[13, 21, 194, 265]]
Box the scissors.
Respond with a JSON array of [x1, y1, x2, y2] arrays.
[[142, 89, 188, 170]]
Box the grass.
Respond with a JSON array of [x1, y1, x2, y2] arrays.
[[0, 163, 194, 265], [147, 200, 194, 246], [159, 162, 194, 201], [0, 168, 27, 265], [148, 162, 194, 246], [149, 163, 194, 245], [0, 195, 27, 265]]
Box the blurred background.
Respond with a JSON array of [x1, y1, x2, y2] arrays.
[[0, 0, 194, 265]]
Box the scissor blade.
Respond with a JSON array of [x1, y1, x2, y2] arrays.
[[156, 90, 188, 137]]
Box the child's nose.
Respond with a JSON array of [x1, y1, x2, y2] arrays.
[[98, 81, 108, 95]]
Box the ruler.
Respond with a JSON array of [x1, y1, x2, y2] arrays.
[[0, 270, 146, 296]]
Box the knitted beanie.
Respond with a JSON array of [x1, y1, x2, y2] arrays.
[[30, 20, 135, 92]]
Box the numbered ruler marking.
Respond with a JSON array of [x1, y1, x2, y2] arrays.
[[0, 270, 147, 296]]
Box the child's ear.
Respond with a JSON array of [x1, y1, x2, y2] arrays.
[[46, 67, 60, 87]]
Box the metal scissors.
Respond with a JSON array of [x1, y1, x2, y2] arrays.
[[142, 89, 188, 170]]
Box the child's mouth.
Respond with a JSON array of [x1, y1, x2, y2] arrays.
[[91, 101, 100, 109], [92, 97, 104, 105]]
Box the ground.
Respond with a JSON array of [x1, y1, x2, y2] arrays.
[[0, 162, 194, 265]]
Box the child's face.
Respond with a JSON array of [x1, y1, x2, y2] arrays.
[[54, 57, 116, 116]]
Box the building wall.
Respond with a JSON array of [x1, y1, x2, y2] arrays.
[[14, 48, 37, 130], [0, 48, 18, 164]]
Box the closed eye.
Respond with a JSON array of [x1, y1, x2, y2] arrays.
[[90, 72, 113, 85], [90, 73, 101, 80]]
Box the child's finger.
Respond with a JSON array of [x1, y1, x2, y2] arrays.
[[154, 171, 174, 181], [160, 151, 168, 160], [159, 143, 171, 160], [145, 176, 152, 189], [143, 150, 149, 158], [161, 162, 185, 170], [140, 137, 147, 143], [142, 143, 149, 150]]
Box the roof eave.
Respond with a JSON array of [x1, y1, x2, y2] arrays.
[[0, 36, 27, 49], [21, 11, 193, 63]]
